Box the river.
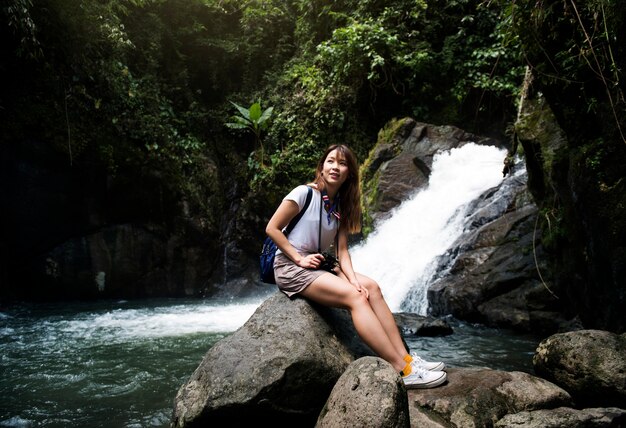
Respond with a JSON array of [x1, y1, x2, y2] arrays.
[[0, 297, 265, 427], [0, 296, 540, 428], [1, 143, 542, 427]]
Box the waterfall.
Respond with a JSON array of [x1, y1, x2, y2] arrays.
[[351, 143, 507, 314]]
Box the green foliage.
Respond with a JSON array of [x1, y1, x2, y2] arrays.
[[538, 205, 568, 251], [244, 0, 527, 198], [317, 18, 402, 86], [502, 0, 625, 145], [2, 0, 42, 59], [451, 4, 525, 102], [226, 100, 274, 165], [2, 0, 538, 236]]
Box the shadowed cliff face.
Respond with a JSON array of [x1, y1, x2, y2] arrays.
[[516, 74, 626, 333], [0, 140, 223, 301], [508, 1, 626, 333]]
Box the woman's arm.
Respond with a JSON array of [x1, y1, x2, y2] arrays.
[[337, 227, 369, 298], [265, 199, 324, 269]]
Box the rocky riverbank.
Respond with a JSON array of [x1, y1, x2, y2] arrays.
[[171, 292, 626, 427]]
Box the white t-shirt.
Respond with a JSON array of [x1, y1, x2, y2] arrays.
[[276, 185, 339, 255]]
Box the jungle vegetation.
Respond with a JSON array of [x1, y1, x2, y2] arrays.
[[1, 0, 529, 207], [2, 1, 624, 302]]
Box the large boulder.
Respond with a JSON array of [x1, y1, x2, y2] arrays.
[[171, 292, 626, 427], [408, 367, 573, 427], [316, 357, 410, 428], [171, 291, 373, 427], [427, 176, 566, 333], [533, 330, 626, 408], [495, 407, 626, 427]]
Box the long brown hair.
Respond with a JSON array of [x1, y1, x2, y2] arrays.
[[313, 144, 362, 234]]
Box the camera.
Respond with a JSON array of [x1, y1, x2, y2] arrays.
[[319, 252, 339, 273]]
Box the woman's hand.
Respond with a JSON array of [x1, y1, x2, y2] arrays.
[[351, 279, 369, 299], [297, 253, 325, 269]]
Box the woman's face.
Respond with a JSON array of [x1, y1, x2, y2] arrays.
[[322, 149, 350, 188]]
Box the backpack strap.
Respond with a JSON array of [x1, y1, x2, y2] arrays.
[[318, 192, 322, 253], [284, 186, 313, 236]]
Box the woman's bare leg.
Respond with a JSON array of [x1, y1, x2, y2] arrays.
[[301, 273, 407, 372], [351, 272, 408, 358]]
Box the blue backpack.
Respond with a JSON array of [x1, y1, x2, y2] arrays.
[[260, 186, 313, 284]]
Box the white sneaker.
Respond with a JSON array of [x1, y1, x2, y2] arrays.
[[411, 352, 445, 371], [403, 366, 447, 389]]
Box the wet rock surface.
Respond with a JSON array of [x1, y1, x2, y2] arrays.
[[172, 294, 626, 427]]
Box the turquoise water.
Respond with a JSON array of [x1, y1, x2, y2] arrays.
[[404, 317, 540, 374], [0, 297, 541, 427], [0, 297, 264, 428]]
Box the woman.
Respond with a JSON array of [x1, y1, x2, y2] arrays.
[[266, 144, 446, 389]]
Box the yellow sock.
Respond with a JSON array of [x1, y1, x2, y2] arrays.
[[400, 362, 412, 377], [404, 354, 413, 364]]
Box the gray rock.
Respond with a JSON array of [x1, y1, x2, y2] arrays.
[[495, 407, 626, 427], [533, 330, 626, 408], [393, 312, 453, 336], [408, 367, 572, 427], [426, 175, 566, 333], [171, 292, 370, 427], [171, 290, 625, 427], [316, 357, 410, 428]]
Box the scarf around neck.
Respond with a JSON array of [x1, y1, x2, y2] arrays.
[[321, 189, 341, 225]]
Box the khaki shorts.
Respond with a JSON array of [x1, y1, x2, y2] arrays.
[[273, 252, 328, 297]]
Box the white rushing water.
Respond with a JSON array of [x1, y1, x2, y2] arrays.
[[0, 299, 264, 351], [61, 300, 262, 341], [351, 143, 507, 314]]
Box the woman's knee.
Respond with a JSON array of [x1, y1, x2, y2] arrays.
[[346, 290, 370, 309], [361, 276, 382, 297]]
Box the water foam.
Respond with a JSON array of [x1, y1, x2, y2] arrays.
[[14, 301, 262, 347], [56, 301, 262, 341]]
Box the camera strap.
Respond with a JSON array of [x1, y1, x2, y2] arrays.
[[318, 192, 338, 256]]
